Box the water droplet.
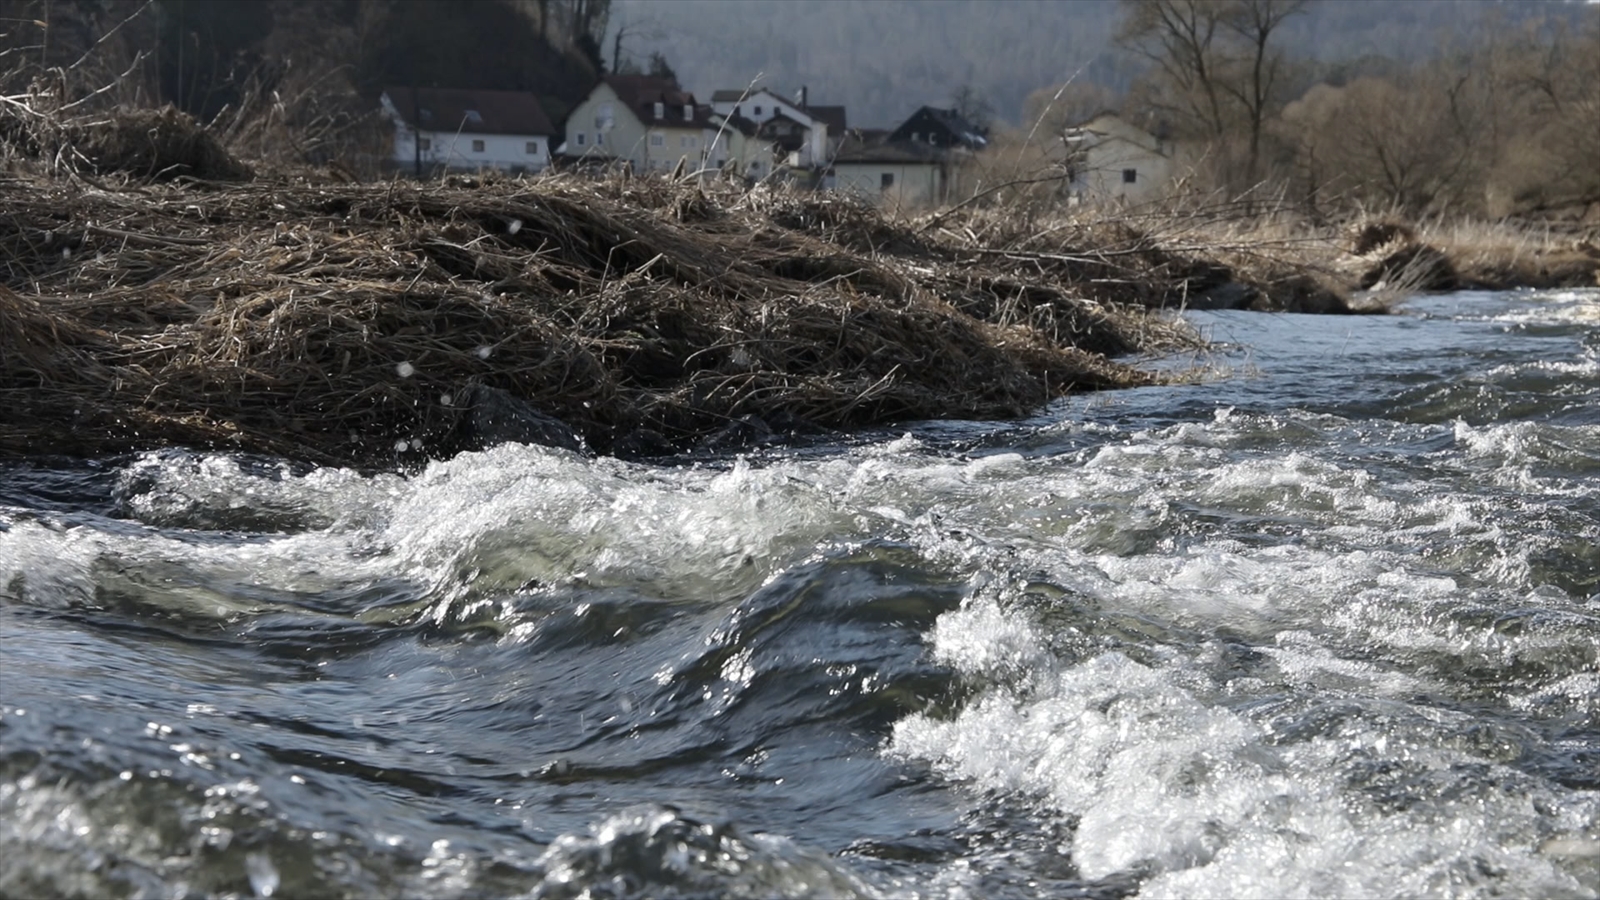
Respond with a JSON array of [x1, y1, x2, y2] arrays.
[[396, 361, 416, 378], [440, 393, 453, 407], [475, 345, 492, 360], [246, 851, 279, 898], [507, 218, 523, 235]]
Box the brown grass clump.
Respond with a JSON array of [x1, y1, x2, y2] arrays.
[[0, 172, 1199, 466]]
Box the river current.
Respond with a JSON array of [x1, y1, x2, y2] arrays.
[[2, 289, 1598, 899]]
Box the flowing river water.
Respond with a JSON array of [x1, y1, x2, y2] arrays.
[[2, 289, 1598, 899]]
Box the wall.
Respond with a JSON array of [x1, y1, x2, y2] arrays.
[[711, 90, 828, 166], [1068, 117, 1173, 205], [389, 125, 549, 173], [832, 161, 946, 209], [565, 83, 648, 168]]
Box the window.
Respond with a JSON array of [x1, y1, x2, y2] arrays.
[[753, 105, 763, 116], [683, 104, 693, 120], [525, 141, 539, 154], [650, 133, 665, 147], [595, 131, 603, 146], [471, 139, 485, 152], [417, 137, 431, 151], [881, 172, 895, 189], [577, 133, 586, 146], [653, 101, 664, 119], [733, 105, 741, 116], [1122, 168, 1137, 184]]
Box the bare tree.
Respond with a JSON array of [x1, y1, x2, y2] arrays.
[[1117, 0, 1229, 138], [1215, 0, 1304, 181], [949, 84, 995, 132], [1117, 0, 1305, 187]]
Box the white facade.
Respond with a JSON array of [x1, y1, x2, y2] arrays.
[[564, 82, 715, 173], [380, 93, 551, 174], [709, 89, 828, 167], [1065, 114, 1174, 205], [832, 160, 952, 210]]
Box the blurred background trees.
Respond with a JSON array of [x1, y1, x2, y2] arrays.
[[0, 0, 1593, 218]]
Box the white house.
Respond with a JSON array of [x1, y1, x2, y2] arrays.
[[829, 107, 986, 209], [1063, 112, 1175, 205], [380, 87, 556, 175], [560, 75, 717, 174], [708, 87, 843, 169], [831, 137, 962, 210]]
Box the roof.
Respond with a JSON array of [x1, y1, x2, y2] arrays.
[[605, 75, 716, 128], [805, 105, 847, 133], [383, 87, 555, 136], [830, 134, 946, 165], [890, 106, 987, 149], [711, 114, 760, 137]]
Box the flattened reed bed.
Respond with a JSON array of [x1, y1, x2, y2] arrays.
[[1, 173, 1201, 465]]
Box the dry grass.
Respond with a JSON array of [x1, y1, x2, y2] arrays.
[[0, 141, 1227, 465]]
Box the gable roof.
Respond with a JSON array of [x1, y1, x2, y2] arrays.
[[1065, 110, 1170, 154], [383, 86, 555, 136], [889, 106, 987, 149], [831, 133, 946, 165], [604, 75, 715, 128]]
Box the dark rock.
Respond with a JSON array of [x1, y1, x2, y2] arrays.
[[699, 414, 775, 452], [1262, 275, 1353, 314], [1359, 244, 1459, 292], [459, 384, 585, 453], [1351, 221, 1417, 255], [1187, 281, 1256, 310], [611, 427, 677, 459]]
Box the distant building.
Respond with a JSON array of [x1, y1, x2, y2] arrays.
[[887, 105, 988, 152], [559, 75, 717, 174], [380, 87, 556, 175], [1063, 112, 1174, 205], [707, 87, 844, 170], [829, 106, 986, 208]]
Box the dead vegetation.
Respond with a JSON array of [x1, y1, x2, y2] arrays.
[[2, 106, 1250, 465], [4, 96, 1589, 468]]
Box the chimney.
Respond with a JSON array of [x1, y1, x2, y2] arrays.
[[798, 85, 808, 109]]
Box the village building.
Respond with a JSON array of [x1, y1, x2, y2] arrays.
[[829, 106, 986, 208], [380, 87, 557, 175], [1062, 112, 1175, 205], [559, 75, 717, 174], [707, 87, 844, 170]]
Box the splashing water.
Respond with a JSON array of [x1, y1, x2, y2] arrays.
[[2, 290, 1598, 898]]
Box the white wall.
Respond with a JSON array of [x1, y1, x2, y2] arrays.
[[1067, 117, 1174, 205], [566, 83, 648, 168], [832, 161, 946, 209], [710, 89, 827, 167], [1072, 137, 1172, 205], [381, 91, 551, 173]]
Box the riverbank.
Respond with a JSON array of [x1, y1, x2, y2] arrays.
[[3, 109, 1593, 466], [1, 169, 1208, 465]]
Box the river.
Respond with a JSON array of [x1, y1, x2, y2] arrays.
[[3, 289, 1597, 899]]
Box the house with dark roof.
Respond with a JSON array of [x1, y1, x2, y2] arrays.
[[888, 106, 988, 151], [829, 107, 987, 208], [559, 75, 718, 173], [380, 87, 557, 174]]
